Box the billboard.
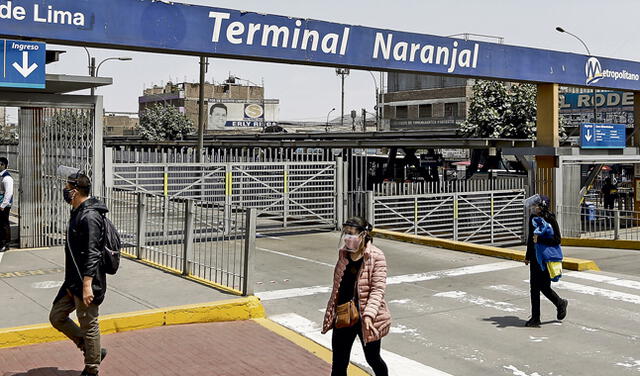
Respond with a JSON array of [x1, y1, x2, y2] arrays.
[[2, 0, 640, 91], [560, 91, 634, 128], [207, 100, 279, 130]]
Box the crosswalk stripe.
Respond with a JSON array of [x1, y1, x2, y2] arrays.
[[271, 313, 454, 376], [565, 271, 640, 291], [256, 261, 522, 301]]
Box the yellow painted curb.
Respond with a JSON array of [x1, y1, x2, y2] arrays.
[[253, 318, 369, 376], [563, 237, 640, 251], [373, 229, 600, 271], [0, 296, 265, 349]]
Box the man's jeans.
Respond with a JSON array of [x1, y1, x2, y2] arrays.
[[0, 206, 10, 247], [49, 291, 101, 374]]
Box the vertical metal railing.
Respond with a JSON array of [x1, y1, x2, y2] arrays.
[[100, 189, 256, 295], [557, 205, 640, 241]]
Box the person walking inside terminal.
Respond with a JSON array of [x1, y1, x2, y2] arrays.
[[523, 194, 568, 328], [49, 169, 109, 376], [0, 157, 14, 252], [322, 216, 390, 376]]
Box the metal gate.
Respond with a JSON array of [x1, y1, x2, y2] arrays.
[[372, 189, 526, 245], [0, 94, 104, 249], [109, 158, 336, 232]]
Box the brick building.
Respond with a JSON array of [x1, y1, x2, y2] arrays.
[[104, 113, 139, 136], [139, 81, 279, 132]]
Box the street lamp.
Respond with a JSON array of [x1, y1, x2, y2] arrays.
[[556, 26, 597, 123], [335, 68, 350, 126], [96, 57, 133, 77], [326, 107, 336, 132]]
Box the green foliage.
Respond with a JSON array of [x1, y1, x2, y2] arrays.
[[460, 80, 540, 139], [0, 125, 18, 143], [139, 104, 195, 141]]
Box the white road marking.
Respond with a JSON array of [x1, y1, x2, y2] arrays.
[[503, 365, 542, 376], [271, 313, 454, 376], [256, 261, 522, 301], [257, 247, 334, 267], [31, 281, 64, 289], [532, 280, 640, 305], [486, 284, 528, 296], [434, 291, 524, 312], [565, 271, 640, 291]]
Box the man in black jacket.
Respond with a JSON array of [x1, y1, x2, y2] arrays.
[[524, 195, 568, 328], [49, 172, 108, 376]]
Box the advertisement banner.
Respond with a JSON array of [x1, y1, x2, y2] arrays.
[[1, 0, 640, 91], [208, 100, 278, 129]]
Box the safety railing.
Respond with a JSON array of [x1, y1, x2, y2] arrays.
[[373, 177, 527, 196], [368, 189, 526, 246], [100, 188, 256, 295], [557, 205, 640, 241]]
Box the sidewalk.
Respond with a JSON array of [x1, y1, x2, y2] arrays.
[[0, 247, 237, 328], [0, 320, 332, 376]]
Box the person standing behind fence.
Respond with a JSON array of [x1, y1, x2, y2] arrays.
[[0, 157, 14, 252], [523, 195, 568, 328], [322, 216, 390, 376], [49, 171, 108, 376], [601, 177, 618, 211]]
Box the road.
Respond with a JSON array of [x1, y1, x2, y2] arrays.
[[254, 232, 640, 376]]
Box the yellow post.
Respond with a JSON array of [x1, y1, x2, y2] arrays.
[[535, 83, 560, 205]]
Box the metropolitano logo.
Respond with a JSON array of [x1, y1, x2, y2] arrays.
[[585, 56, 639, 85], [585, 57, 603, 85]]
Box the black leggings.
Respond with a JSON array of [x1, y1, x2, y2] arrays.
[[0, 207, 10, 246], [331, 321, 388, 376], [530, 262, 562, 320]]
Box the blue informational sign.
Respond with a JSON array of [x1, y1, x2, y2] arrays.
[[0, 39, 45, 89], [580, 123, 626, 149], [0, 1, 640, 91]]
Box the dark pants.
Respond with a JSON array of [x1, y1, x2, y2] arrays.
[[331, 321, 388, 376], [50, 291, 101, 374], [530, 262, 562, 320], [0, 206, 10, 247]]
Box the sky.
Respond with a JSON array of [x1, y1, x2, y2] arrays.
[[40, 0, 640, 122]]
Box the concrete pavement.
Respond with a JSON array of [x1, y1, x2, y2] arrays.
[[255, 232, 640, 375]]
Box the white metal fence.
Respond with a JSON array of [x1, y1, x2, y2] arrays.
[[371, 189, 526, 245], [108, 152, 337, 232], [557, 205, 640, 241], [102, 189, 256, 295], [373, 178, 527, 196]]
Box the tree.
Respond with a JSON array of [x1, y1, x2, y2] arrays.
[[459, 80, 537, 139], [139, 104, 195, 141]]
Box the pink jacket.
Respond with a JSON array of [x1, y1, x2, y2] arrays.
[[322, 242, 391, 344]]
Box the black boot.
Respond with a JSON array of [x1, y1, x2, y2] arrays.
[[524, 318, 541, 327], [557, 299, 568, 320]]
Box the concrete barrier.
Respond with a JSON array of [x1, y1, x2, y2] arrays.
[[563, 237, 640, 251], [373, 229, 600, 271]]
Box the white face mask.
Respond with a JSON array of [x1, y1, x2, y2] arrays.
[[343, 234, 362, 252]]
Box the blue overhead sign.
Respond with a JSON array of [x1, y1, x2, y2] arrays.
[[0, 39, 45, 89], [1, 0, 640, 91], [580, 123, 626, 149]]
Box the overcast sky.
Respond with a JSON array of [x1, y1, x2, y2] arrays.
[[43, 0, 640, 122]]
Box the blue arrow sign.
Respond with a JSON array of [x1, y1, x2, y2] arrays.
[[580, 123, 626, 149], [0, 39, 46, 89]]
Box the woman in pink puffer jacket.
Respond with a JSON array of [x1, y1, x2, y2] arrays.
[[322, 216, 390, 376]]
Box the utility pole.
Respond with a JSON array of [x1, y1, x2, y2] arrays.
[[89, 57, 96, 96], [362, 108, 367, 133], [336, 68, 350, 127], [197, 57, 208, 163]]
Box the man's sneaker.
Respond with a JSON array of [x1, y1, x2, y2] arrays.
[[524, 318, 541, 327], [557, 299, 568, 320], [80, 371, 98, 376], [0, 245, 7, 252], [100, 347, 108, 362]]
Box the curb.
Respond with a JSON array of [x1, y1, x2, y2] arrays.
[[253, 318, 369, 376], [563, 237, 640, 251], [0, 296, 265, 349], [373, 229, 600, 271]]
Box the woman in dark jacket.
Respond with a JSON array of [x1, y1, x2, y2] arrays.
[[524, 195, 568, 327]]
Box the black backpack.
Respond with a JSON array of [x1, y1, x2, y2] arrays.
[[101, 215, 122, 275]]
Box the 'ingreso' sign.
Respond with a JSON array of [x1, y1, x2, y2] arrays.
[[1, 0, 640, 91]]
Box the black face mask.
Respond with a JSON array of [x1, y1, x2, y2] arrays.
[[63, 188, 75, 204]]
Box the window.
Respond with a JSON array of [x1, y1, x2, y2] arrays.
[[419, 104, 433, 118], [395, 105, 408, 119], [445, 103, 459, 118]]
